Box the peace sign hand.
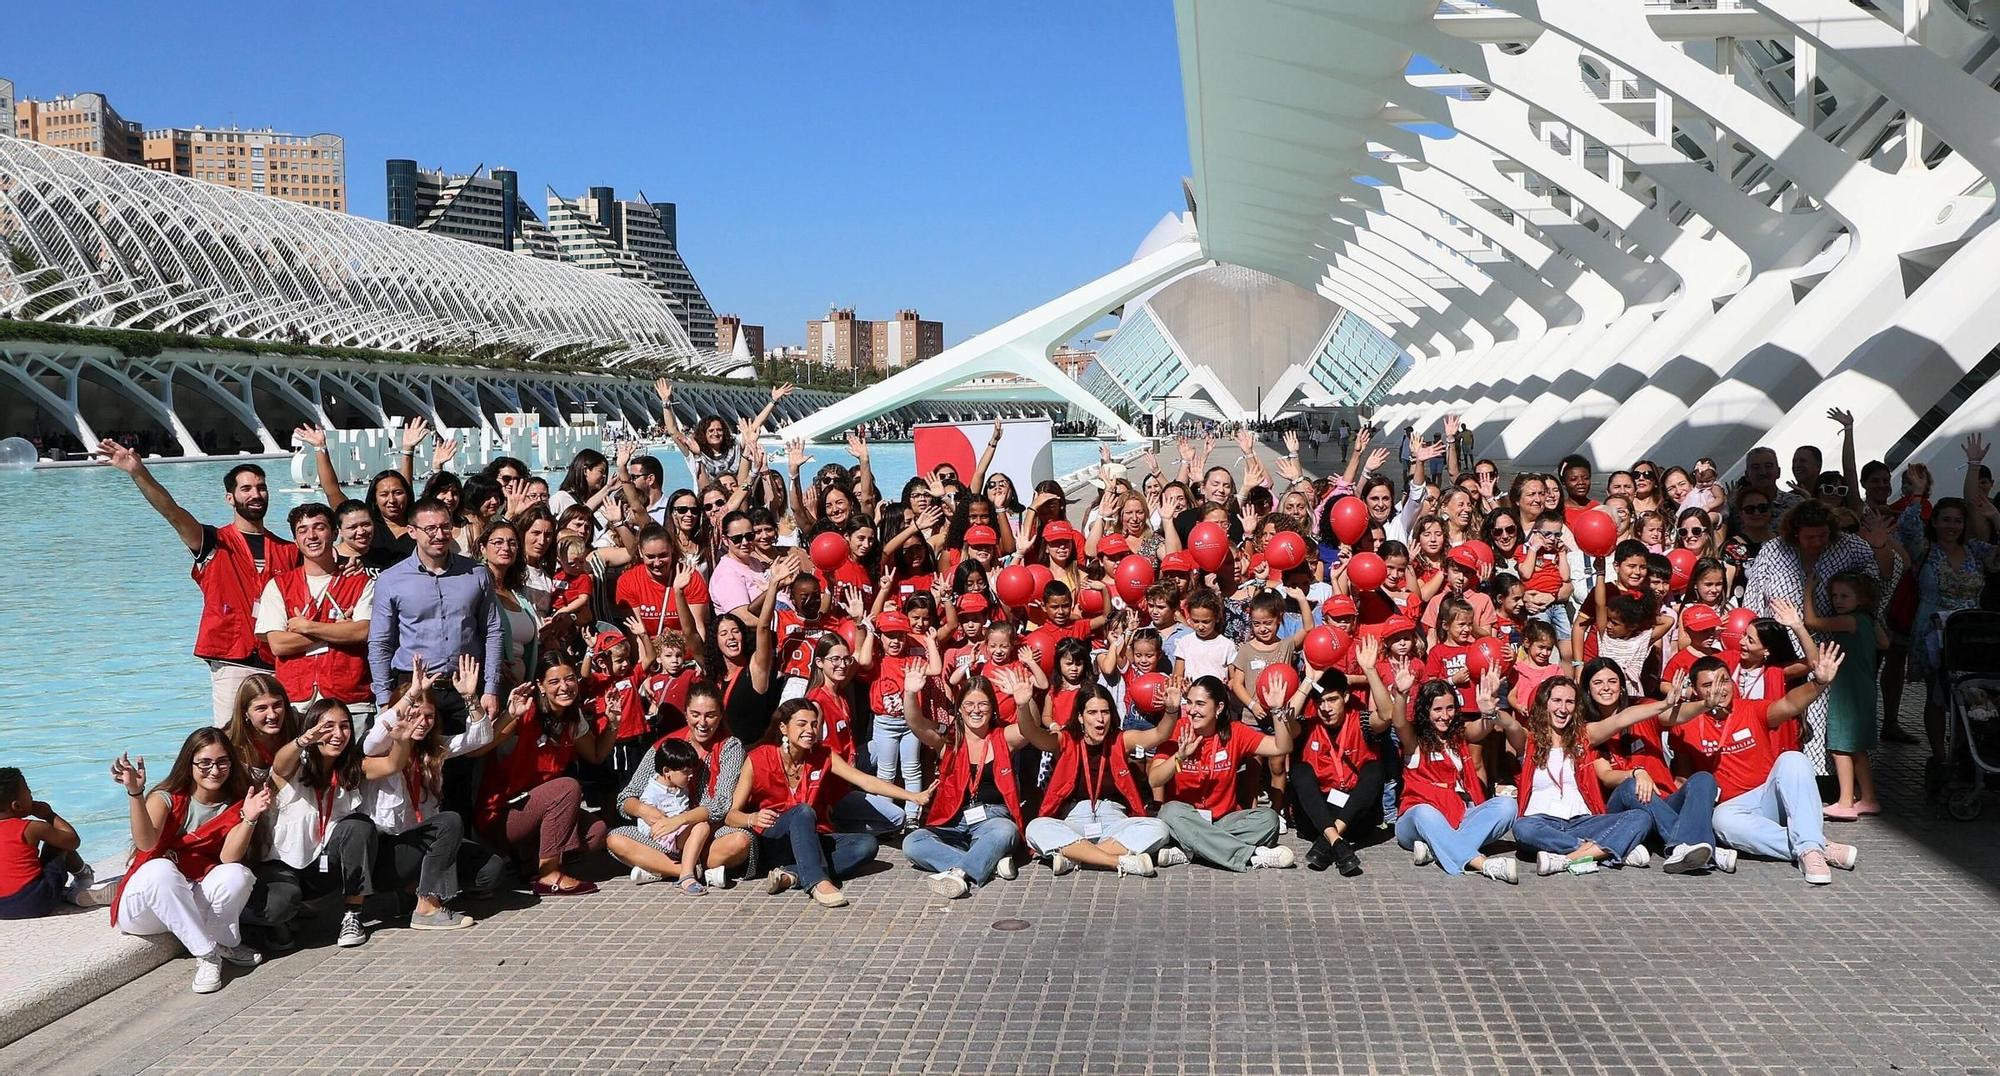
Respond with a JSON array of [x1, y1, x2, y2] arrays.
[[111, 753, 146, 796]]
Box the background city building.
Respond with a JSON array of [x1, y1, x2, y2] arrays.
[[547, 187, 717, 351], [10, 89, 144, 164], [385, 161, 557, 258], [806, 307, 872, 371], [806, 307, 945, 372], [143, 127, 346, 211], [716, 314, 764, 364], [872, 309, 945, 370]]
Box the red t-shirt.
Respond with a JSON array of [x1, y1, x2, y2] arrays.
[[869, 654, 924, 717], [775, 611, 858, 682], [1514, 543, 1564, 595], [1602, 717, 1675, 792], [970, 657, 1034, 724], [550, 568, 594, 611], [585, 672, 648, 741], [1711, 698, 1784, 802], [1021, 620, 1093, 675], [884, 572, 935, 610], [614, 568, 709, 636], [1424, 644, 1478, 710], [1153, 718, 1267, 818]]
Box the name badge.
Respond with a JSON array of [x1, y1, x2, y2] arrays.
[[1197, 808, 1214, 823], [1213, 750, 1230, 764], [1731, 728, 1754, 743], [1082, 822, 1104, 839], [836, 720, 848, 731], [962, 804, 990, 825], [1308, 741, 1322, 752], [808, 770, 823, 780]]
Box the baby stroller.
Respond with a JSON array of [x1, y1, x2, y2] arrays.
[[1938, 609, 2000, 820]]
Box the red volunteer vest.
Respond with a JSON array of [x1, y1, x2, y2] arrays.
[[110, 793, 245, 926], [270, 565, 372, 703], [475, 705, 579, 832], [194, 524, 299, 663], [744, 742, 836, 834], [1036, 730, 1148, 820], [1399, 736, 1488, 827], [1299, 712, 1377, 795], [1515, 741, 1609, 817], [922, 727, 1023, 828]]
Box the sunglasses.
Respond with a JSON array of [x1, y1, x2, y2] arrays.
[[671, 505, 698, 514], [1681, 526, 1706, 537], [703, 501, 727, 511], [1489, 525, 1518, 536], [1820, 484, 1850, 496], [725, 531, 753, 544], [1633, 470, 1657, 480], [1741, 503, 1772, 514]]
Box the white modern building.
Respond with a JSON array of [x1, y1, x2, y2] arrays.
[[385, 161, 560, 259], [548, 187, 719, 351]]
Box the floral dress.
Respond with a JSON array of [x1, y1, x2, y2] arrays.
[[1897, 504, 1994, 678]]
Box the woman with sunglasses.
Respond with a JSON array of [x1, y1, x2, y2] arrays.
[[1628, 463, 1664, 517], [109, 728, 270, 994], [1674, 506, 1720, 562]]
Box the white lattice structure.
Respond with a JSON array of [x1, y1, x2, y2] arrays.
[[1177, 0, 2000, 475], [0, 135, 698, 366]]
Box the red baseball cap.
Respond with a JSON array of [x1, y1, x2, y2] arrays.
[[1041, 521, 1081, 545], [1380, 615, 1417, 638], [1447, 546, 1481, 572], [965, 525, 998, 547], [1682, 605, 1721, 632], [593, 628, 629, 652], [956, 593, 990, 615], [1323, 595, 1358, 618], [1161, 551, 1197, 573], [876, 610, 913, 634], [1098, 534, 1131, 558]]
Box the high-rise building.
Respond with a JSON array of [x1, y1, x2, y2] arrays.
[[11, 89, 144, 164], [384, 161, 558, 258], [870, 310, 945, 370], [806, 308, 873, 371], [716, 315, 765, 365], [547, 187, 717, 350], [142, 127, 347, 210], [0, 79, 15, 138]]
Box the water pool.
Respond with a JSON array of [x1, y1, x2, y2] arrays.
[[0, 439, 1129, 856]]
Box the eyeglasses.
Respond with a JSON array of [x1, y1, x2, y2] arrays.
[[191, 758, 232, 773], [1819, 484, 1850, 497], [725, 531, 753, 544], [413, 522, 452, 535], [626, 471, 649, 481]]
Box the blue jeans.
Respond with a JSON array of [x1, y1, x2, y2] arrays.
[[869, 716, 922, 825], [1529, 599, 1573, 642], [1394, 796, 1517, 875], [905, 815, 1021, 886], [1606, 771, 1718, 849], [758, 805, 879, 892], [1512, 809, 1653, 865], [1712, 752, 1826, 862]]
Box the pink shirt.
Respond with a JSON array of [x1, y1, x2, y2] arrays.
[[707, 554, 769, 617]]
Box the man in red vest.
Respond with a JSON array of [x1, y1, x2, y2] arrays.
[[97, 441, 299, 726], [256, 503, 375, 721]]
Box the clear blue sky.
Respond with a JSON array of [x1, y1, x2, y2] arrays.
[[5, 1, 1193, 347]]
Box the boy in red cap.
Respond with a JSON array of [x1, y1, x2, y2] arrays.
[[855, 607, 941, 828]]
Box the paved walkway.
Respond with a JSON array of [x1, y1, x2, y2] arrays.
[[5, 729, 1997, 1075]]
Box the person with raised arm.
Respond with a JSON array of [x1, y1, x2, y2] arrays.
[[256, 503, 376, 724], [726, 697, 932, 908], [359, 655, 496, 924], [1384, 664, 1517, 883], [1022, 680, 1182, 878], [292, 419, 441, 568], [97, 441, 300, 726], [108, 729, 270, 993], [474, 656, 613, 896], [1289, 636, 1398, 876], [1148, 674, 1298, 872], [900, 664, 1049, 898]]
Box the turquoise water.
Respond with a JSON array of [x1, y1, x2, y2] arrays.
[[0, 439, 1125, 857]]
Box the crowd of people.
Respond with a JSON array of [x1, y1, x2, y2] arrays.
[[5, 378, 1990, 996]]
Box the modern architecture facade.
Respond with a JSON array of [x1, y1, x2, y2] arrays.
[[0, 136, 699, 366], [12, 90, 144, 164], [385, 161, 558, 258], [144, 127, 347, 210], [547, 187, 718, 350], [716, 315, 765, 364]]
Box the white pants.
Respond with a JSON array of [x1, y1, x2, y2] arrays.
[[1025, 800, 1169, 856], [208, 660, 260, 729], [117, 859, 254, 958]]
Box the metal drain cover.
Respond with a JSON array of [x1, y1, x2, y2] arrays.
[[990, 918, 1032, 932]]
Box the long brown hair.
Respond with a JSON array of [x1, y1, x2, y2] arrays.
[[151, 726, 249, 803], [223, 673, 297, 766], [293, 700, 364, 793], [1525, 675, 1588, 770]]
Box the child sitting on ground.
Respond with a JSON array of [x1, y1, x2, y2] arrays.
[[628, 739, 713, 895], [0, 766, 107, 918]]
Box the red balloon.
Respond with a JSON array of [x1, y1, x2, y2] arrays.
[[1460, 540, 1494, 571], [1128, 672, 1168, 716], [1302, 625, 1350, 669], [1027, 563, 1054, 599], [1077, 586, 1106, 617], [1188, 522, 1230, 572], [1464, 641, 1491, 680], [1473, 635, 1509, 677], [1667, 548, 1698, 590], [1329, 496, 1369, 545], [1720, 606, 1757, 646], [1257, 662, 1301, 703], [1572, 507, 1618, 558], [808, 531, 849, 572], [1345, 552, 1388, 591], [1113, 554, 1156, 606], [995, 565, 1037, 607], [1265, 530, 1308, 572]]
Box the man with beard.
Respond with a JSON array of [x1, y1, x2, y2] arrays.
[[256, 503, 375, 722], [97, 443, 300, 726]]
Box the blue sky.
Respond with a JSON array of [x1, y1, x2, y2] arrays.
[[5, 1, 1193, 347]]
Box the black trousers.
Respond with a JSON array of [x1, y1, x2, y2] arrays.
[[1288, 758, 1388, 841], [246, 814, 376, 926], [369, 812, 472, 901]]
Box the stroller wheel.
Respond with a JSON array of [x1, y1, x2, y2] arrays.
[[1947, 788, 1984, 822], [1924, 758, 1950, 799]]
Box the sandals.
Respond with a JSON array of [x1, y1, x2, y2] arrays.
[[676, 876, 708, 896], [531, 878, 600, 897]]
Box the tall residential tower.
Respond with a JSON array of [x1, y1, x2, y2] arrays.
[[547, 187, 717, 350]]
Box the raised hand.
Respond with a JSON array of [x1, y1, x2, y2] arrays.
[[773, 550, 807, 588], [1354, 632, 1381, 670], [845, 429, 869, 460], [1260, 668, 1294, 711], [1443, 413, 1460, 439], [1965, 433, 1989, 464], [507, 682, 536, 720], [293, 423, 328, 449], [1365, 447, 1391, 474], [241, 781, 275, 823], [770, 382, 795, 403], [1826, 408, 1854, 432], [453, 654, 481, 699], [786, 438, 813, 473], [1859, 509, 1893, 550], [94, 440, 142, 473], [1176, 436, 1196, 464], [1392, 662, 1416, 696], [1283, 430, 1299, 455], [1174, 720, 1200, 761], [655, 378, 674, 404], [1769, 596, 1803, 627], [1413, 440, 1446, 463], [624, 613, 649, 640], [614, 438, 635, 469], [902, 661, 929, 697], [402, 416, 432, 450], [1474, 664, 1503, 714], [432, 436, 459, 470], [111, 753, 146, 795], [1815, 640, 1846, 684]]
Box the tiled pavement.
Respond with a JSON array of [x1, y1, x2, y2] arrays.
[[8, 721, 1997, 1076]]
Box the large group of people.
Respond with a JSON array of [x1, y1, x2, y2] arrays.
[[6, 380, 1989, 997]]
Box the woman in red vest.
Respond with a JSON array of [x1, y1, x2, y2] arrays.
[[1021, 681, 1182, 877], [109, 728, 271, 994], [900, 665, 1042, 899], [475, 657, 612, 896], [221, 674, 299, 783], [1285, 634, 1399, 877], [1386, 668, 1517, 883], [1487, 671, 1692, 877], [724, 698, 931, 909]]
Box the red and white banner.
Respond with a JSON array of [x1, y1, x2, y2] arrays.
[[913, 417, 1053, 490]]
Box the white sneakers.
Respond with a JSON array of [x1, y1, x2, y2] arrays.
[[995, 855, 1017, 881], [1249, 846, 1297, 869], [927, 869, 971, 899], [702, 866, 730, 890], [1663, 843, 1713, 874], [1154, 847, 1191, 868], [1536, 851, 1568, 877], [1116, 853, 1156, 877], [1623, 845, 1651, 869], [1411, 840, 1434, 867], [630, 865, 666, 886], [1480, 858, 1518, 884], [1048, 852, 1076, 877], [191, 954, 223, 994]]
